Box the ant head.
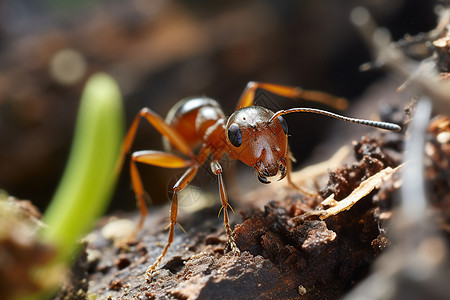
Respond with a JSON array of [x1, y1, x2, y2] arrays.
[[226, 106, 289, 184]]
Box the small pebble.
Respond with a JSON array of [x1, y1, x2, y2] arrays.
[[86, 248, 102, 264], [109, 279, 123, 291], [101, 218, 135, 241], [436, 131, 450, 144], [298, 285, 307, 295]]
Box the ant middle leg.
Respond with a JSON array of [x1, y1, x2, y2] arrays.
[[236, 81, 348, 111], [116, 107, 195, 236], [129, 150, 193, 236], [146, 164, 199, 277], [116, 107, 194, 175]]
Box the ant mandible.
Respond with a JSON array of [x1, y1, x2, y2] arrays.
[[117, 81, 401, 277]]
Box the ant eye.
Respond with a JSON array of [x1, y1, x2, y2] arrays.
[[278, 116, 288, 134], [227, 123, 242, 147]]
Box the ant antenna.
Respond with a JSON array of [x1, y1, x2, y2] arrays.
[[269, 108, 401, 131]]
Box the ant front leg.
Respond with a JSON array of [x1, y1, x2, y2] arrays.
[[146, 164, 200, 277], [236, 81, 348, 111], [285, 150, 318, 198], [210, 160, 240, 254]]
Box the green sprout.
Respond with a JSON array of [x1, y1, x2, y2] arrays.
[[27, 73, 124, 298], [43, 72, 124, 261]]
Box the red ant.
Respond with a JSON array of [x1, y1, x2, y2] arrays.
[[117, 82, 401, 277]]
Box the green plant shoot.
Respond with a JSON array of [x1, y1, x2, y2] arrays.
[[41, 73, 124, 263]]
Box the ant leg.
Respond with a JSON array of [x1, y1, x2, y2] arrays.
[[285, 155, 319, 214], [146, 164, 199, 277], [236, 81, 348, 111], [130, 150, 194, 235], [224, 160, 243, 201], [116, 108, 194, 175], [130, 159, 148, 233], [210, 160, 240, 254], [285, 153, 318, 198], [115, 107, 194, 237]]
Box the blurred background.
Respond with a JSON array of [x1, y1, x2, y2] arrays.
[[0, 0, 437, 213]]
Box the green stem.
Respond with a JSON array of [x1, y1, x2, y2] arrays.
[[26, 73, 124, 299], [43, 72, 124, 261]]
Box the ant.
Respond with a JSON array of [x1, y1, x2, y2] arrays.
[[117, 82, 401, 277]]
